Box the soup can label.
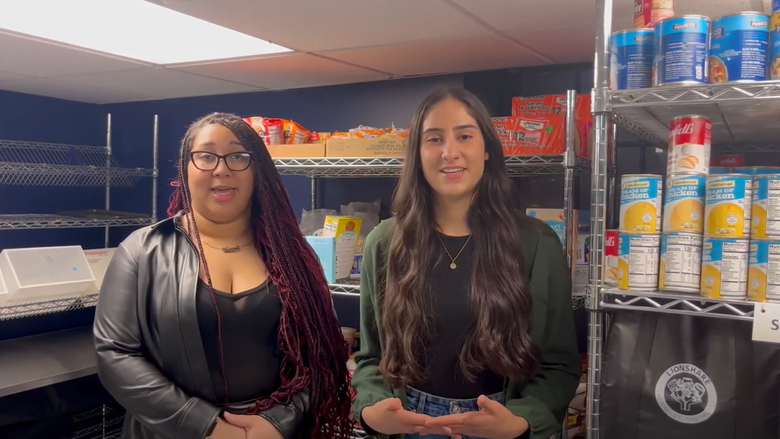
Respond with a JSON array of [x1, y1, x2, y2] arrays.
[[654, 15, 711, 85], [751, 174, 780, 238], [609, 29, 655, 90], [747, 239, 780, 302], [771, 13, 780, 80], [659, 232, 703, 293], [705, 174, 753, 237], [667, 115, 711, 175], [774, 0, 780, 14], [748, 239, 780, 301], [701, 237, 749, 298], [663, 174, 706, 233], [709, 13, 769, 83], [618, 233, 661, 291], [604, 229, 620, 287], [634, 0, 675, 28], [620, 174, 663, 233]]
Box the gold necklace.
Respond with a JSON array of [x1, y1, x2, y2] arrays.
[[202, 239, 254, 254], [436, 232, 472, 270]]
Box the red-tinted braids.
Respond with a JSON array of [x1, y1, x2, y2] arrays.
[[167, 113, 353, 439]]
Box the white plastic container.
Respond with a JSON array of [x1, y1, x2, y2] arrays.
[[83, 248, 117, 293], [0, 245, 96, 301]]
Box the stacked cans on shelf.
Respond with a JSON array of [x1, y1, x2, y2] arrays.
[[608, 0, 780, 90], [615, 114, 780, 302]]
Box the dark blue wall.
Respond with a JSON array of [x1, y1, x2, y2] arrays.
[[1, 64, 613, 337]]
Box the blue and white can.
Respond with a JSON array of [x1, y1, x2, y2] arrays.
[[654, 15, 711, 86], [771, 12, 780, 80], [609, 29, 654, 90], [709, 12, 769, 83], [773, 0, 780, 14]]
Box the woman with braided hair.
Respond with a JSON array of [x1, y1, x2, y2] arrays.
[[94, 112, 353, 439]]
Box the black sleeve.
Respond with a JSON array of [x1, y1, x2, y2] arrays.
[[257, 387, 311, 439], [93, 243, 220, 439]]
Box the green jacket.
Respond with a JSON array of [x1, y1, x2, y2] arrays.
[[351, 216, 582, 439]]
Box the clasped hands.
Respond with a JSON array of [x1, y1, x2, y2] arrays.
[[362, 396, 529, 439], [208, 412, 283, 439]]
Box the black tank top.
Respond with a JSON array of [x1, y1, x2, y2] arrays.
[[196, 278, 283, 404]]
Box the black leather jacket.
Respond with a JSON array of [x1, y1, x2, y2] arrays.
[[93, 215, 310, 439]]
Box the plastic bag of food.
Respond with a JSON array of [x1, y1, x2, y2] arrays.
[[280, 119, 311, 144], [244, 116, 284, 145], [299, 208, 337, 236]]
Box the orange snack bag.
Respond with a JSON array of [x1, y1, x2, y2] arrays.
[[243, 117, 284, 145], [280, 119, 311, 144]]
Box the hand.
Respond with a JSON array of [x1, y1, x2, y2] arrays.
[[360, 398, 432, 435], [223, 412, 283, 439], [424, 395, 530, 439], [208, 419, 246, 439]]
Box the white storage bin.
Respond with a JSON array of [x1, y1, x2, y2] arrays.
[[0, 245, 96, 301], [83, 248, 117, 293], [0, 268, 8, 304]]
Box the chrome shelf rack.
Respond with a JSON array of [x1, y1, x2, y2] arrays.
[[0, 115, 159, 235], [600, 288, 756, 321], [586, 1, 780, 438]]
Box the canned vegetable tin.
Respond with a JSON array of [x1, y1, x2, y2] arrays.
[[654, 15, 711, 86], [609, 29, 654, 90], [751, 174, 780, 238], [709, 12, 769, 83], [704, 173, 753, 238], [701, 237, 750, 298]]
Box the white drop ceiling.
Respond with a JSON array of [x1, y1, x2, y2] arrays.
[[0, 0, 771, 104]]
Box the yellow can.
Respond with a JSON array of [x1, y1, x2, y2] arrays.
[[751, 174, 780, 238], [662, 173, 706, 233], [747, 239, 780, 302], [700, 237, 750, 299], [620, 174, 663, 233], [704, 174, 753, 238]]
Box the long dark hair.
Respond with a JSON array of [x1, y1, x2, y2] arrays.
[[167, 113, 352, 439], [379, 87, 540, 387]]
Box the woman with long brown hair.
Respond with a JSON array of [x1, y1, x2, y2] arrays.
[[351, 87, 581, 439], [93, 113, 353, 439]]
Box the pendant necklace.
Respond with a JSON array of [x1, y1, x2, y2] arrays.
[[436, 232, 472, 270], [202, 239, 254, 254]]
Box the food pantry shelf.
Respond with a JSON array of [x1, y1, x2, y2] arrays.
[[601, 288, 755, 321], [610, 81, 780, 147], [0, 140, 155, 187], [0, 214, 155, 230], [274, 155, 590, 177]]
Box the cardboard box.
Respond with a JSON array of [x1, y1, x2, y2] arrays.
[[322, 216, 363, 280], [325, 137, 406, 158], [305, 236, 337, 284], [266, 143, 325, 158]]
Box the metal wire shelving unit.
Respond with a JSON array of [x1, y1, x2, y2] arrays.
[[0, 115, 159, 235], [586, 2, 780, 438]]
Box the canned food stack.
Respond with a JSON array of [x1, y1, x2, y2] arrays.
[[609, 4, 776, 90], [747, 173, 780, 302], [617, 173, 663, 292]]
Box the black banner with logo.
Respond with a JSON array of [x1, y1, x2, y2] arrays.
[[601, 312, 780, 439]]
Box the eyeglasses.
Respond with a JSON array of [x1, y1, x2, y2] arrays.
[[189, 151, 253, 171]]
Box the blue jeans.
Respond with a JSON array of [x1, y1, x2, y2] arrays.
[[404, 387, 505, 439]]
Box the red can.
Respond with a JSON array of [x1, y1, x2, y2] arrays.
[[715, 154, 745, 167], [604, 229, 619, 286], [667, 115, 711, 176], [634, 0, 675, 29]]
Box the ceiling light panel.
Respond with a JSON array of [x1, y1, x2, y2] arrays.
[[0, 0, 292, 65]]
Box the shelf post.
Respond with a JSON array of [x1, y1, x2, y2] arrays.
[[152, 115, 159, 222], [563, 89, 577, 269], [587, 0, 613, 436], [104, 113, 112, 248]]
